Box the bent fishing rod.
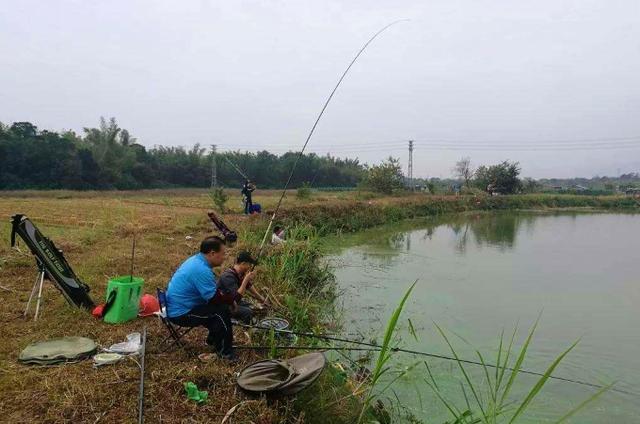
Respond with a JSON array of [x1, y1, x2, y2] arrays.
[[256, 19, 409, 258], [223, 156, 250, 180], [234, 323, 634, 396]]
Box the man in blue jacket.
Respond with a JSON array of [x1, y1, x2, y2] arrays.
[[166, 236, 235, 359]]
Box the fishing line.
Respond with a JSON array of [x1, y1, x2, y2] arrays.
[[256, 19, 409, 258], [222, 156, 250, 180], [234, 324, 636, 396]]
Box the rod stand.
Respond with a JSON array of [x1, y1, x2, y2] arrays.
[[24, 261, 47, 321]]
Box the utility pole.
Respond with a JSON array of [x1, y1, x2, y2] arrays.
[[210, 144, 217, 188], [408, 140, 414, 191]]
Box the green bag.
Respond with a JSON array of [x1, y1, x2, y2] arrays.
[[103, 276, 144, 324]]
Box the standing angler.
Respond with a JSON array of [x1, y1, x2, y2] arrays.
[[165, 236, 236, 360], [241, 179, 256, 214]]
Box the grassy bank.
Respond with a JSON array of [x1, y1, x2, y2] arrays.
[[0, 191, 636, 422], [0, 191, 377, 423], [278, 193, 639, 235]]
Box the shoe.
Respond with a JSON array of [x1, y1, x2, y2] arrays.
[[219, 351, 239, 363], [198, 352, 217, 363]]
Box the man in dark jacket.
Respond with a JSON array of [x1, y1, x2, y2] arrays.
[[214, 251, 267, 324], [241, 180, 255, 214]]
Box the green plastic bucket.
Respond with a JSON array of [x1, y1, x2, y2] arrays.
[[103, 276, 144, 324]]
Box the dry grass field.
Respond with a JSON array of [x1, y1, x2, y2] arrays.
[[1, 189, 636, 423], [0, 189, 354, 423]]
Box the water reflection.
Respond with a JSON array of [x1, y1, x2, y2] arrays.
[[343, 212, 597, 265], [447, 213, 537, 252]]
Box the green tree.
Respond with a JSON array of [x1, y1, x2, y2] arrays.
[[210, 187, 229, 213], [0, 118, 369, 190], [521, 178, 541, 193], [474, 160, 522, 194], [362, 157, 405, 194], [83, 117, 138, 188]]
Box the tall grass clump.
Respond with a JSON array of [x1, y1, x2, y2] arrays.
[[297, 182, 313, 200], [357, 281, 417, 424], [257, 224, 336, 331], [424, 317, 612, 423], [209, 187, 229, 213]]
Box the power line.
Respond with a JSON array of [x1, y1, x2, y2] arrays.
[[214, 135, 640, 148], [215, 140, 640, 153], [214, 135, 640, 150]]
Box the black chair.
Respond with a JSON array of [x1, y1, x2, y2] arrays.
[[156, 288, 196, 353]]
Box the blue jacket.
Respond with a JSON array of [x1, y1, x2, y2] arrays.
[[166, 253, 216, 318]]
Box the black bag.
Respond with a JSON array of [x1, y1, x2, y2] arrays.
[[11, 214, 94, 310], [207, 211, 238, 243]]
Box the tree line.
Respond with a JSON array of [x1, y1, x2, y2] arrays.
[[0, 118, 364, 190]]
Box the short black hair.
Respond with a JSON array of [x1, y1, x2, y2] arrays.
[[236, 251, 257, 265], [273, 226, 282, 233], [200, 236, 225, 254]]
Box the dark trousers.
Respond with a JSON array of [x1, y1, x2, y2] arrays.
[[169, 303, 233, 355], [244, 196, 253, 214], [232, 300, 254, 324]]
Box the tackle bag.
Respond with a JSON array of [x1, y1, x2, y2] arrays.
[[207, 211, 238, 243], [10, 214, 94, 310]]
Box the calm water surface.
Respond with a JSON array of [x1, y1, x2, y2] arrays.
[[329, 212, 639, 423]]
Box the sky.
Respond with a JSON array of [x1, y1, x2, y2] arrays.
[[1, 0, 639, 178]]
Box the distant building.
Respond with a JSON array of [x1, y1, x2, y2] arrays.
[[625, 188, 640, 197], [571, 184, 588, 192]]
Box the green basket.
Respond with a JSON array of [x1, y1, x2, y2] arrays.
[[103, 276, 144, 324]]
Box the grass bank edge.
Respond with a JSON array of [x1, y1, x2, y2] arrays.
[[278, 194, 639, 236]]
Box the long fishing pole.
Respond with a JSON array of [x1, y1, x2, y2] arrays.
[[223, 156, 249, 180], [129, 233, 136, 283], [235, 324, 635, 396], [138, 326, 147, 424], [256, 19, 409, 257], [235, 321, 382, 346]]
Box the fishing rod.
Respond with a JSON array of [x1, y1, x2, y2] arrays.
[[223, 156, 250, 180], [129, 233, 136, 283], [235, 324, 635, 396], [234, 344, 632, 396], [138, 326, 147, 424], [256, 19, 409, 258]]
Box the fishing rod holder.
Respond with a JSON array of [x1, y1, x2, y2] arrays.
[[23, 261, 47, 321]]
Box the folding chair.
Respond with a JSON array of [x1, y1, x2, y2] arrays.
[[156, 288, 196, 353]]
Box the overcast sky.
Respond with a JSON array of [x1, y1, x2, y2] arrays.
[[1, 0, 639, 178]]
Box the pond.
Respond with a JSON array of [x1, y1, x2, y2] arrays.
[[328, 211, 639, 423]]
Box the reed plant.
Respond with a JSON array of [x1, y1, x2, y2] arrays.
[[357, 281, 417, 423], [351, 285, 611, 423], [424, 319, 612, 423]]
